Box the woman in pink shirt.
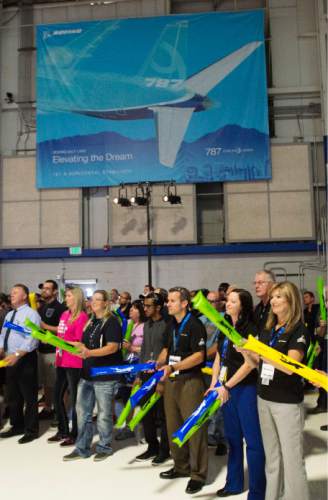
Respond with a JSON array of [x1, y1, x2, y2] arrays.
[[123, 300, 146, 362], [48, 287, 88, 446]]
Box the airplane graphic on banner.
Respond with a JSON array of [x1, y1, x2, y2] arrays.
[[68, 42, 261, 167]]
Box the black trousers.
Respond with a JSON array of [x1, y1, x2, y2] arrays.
[[142, 396, 170, 455], [140, 373, 169, 455], [6, 350, 39, 436], [54, 367, 81, 438]]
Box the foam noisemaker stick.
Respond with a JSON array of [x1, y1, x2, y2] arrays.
[[126, 359, 215, 428], [29, 292, 38, 311], [192, 291, 328, 392], [307, 340, 320, 369], [130, 370, 164, 409], [115, 383, 141, 429], [24, 319, 80, 355], [201, 366, 213, 376], [128, 392, 162, 431], [114, 308, 128, 335], [122, 320, 134, 357], [127, 365, 214, 429], [3, 322, 30, 337], [0, 360, 9, 368], [172, 382, 222, 447], [317, 276, 327, 321], [90, 362, 156, 377]]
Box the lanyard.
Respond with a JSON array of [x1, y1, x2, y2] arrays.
[[220, 337, 229, 363], [269, 325, 285, 347], [173, 312, 191, 352]]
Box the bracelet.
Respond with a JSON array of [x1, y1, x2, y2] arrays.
[[170, 364, 175, 374], [223, 383, 231, 392]]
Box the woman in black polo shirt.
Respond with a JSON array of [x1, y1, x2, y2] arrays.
[[241, 281, 310, 500], [62, 289, 122, 462], [208, 289, 265, 499]]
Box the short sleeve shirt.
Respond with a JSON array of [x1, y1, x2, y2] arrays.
[[217, 316, 258, 385], [38, 300, 66, 353], [257, 320, 311, 404], [82, 315, 123, 381], [163, 313, 207, 376]]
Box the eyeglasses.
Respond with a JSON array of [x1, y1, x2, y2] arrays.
[[208, 299, 220, 303], [144, 303, 155, 308]]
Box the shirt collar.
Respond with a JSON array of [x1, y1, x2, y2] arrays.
[[16, 303, 29, 312]]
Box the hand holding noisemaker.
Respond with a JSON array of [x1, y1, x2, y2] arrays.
[[24, 319, 80, 355]]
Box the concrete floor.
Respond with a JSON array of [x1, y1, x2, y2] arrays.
[[0, 392, 327, 500]]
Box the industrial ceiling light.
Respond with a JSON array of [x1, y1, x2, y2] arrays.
[[130, 184, 148, 206], [162, 182, 181, 205], [113, 184, 131, 207]]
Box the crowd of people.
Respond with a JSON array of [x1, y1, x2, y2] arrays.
[[0, 271, 326, 499]]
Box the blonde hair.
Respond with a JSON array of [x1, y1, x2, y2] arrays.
[[83, 290, 113, 331], [265, 281, 303, 333], [66, 287, 86, 322]]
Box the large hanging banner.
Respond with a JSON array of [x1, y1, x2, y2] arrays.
[[36, 11, 270, 188]]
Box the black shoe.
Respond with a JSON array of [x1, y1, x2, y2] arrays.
[[63, 451, 85, 462], [217, 487, 242, 497], [60, 437, 76, 447], [215, 443, 228, 456], [18, 434, 38, 444], [159, 467, 190, 479], [94, 452, 112, 462], [38, 408, 54, 420], [320, 424, 328, 431], [151, 453, 170, 466], [135, 449, 158, 461], [186, 479, 204, 494], [115, 427, 135, 441], [0, 428, 24, 438], [307, 406, 327, 415], [47, 433, 67, 443]]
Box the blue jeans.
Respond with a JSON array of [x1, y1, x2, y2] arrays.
[[208, 406, 225, 444], [222, 384, 266, 500], [74, 378, 118, 457]]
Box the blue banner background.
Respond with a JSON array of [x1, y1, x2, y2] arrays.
[[36, 11, 270, 188]]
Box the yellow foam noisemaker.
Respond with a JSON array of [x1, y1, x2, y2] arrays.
[[0, 360, 9, 368], [192, 291, 328, 392], [29, 292, 38, 311]]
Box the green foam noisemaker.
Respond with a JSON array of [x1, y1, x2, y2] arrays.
[[128, 392, 161, 431], [24, 319, 80, 355], [122, 320, 134, 358], [115, 383, 141, 429], [317, 276, 327, 322], [307, 340, 320, 369], [192, 291, 328, 392]]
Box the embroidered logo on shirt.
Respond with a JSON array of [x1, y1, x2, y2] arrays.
[[297, 335, 306, 344], [278, 339, 287, 343], [198, 339, 205, 346]]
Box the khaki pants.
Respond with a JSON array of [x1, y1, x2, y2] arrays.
[[164, 375, 208, 482], [258, 397, 309, 500]]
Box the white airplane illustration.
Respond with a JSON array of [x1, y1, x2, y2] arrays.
[[39, 40, 262, 167]]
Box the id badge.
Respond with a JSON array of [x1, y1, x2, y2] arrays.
[[169, 355, 181, 376], [219, 365, 227, 383], [261, 362, 275, 386]]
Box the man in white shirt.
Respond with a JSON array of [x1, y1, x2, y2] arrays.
[[0, 284, 41, 443]]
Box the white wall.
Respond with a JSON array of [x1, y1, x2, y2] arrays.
[[0, 251, 322, 300]]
